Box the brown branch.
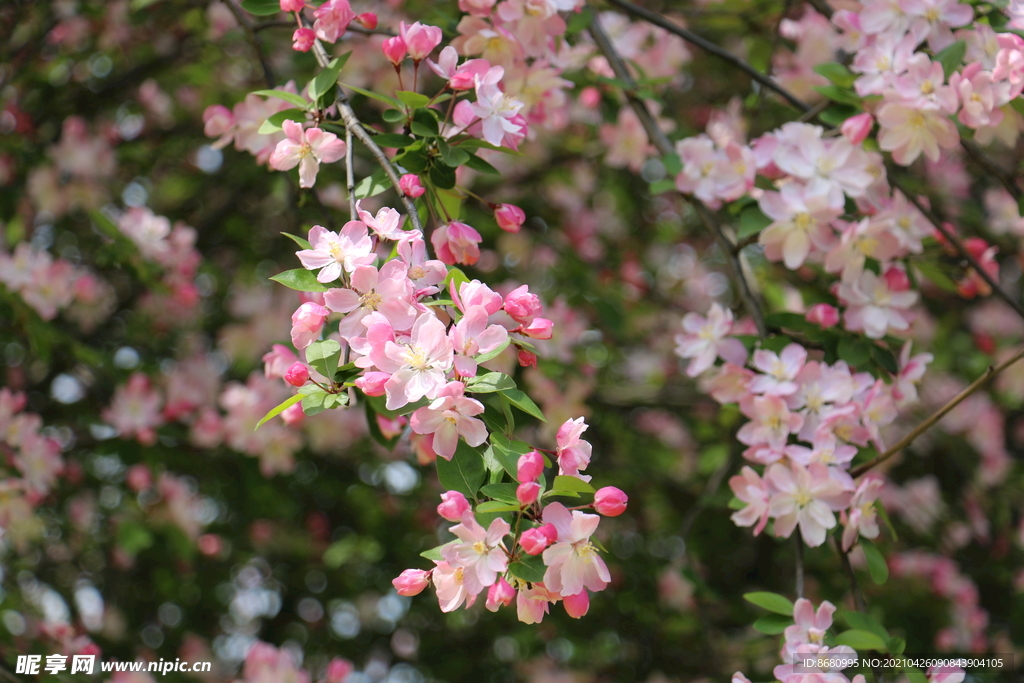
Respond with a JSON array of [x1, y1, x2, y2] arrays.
[[850, 344, 1024, 477], [588, 11, 768, 336], [222, 0, 276, 88], [795, 537, 805, 599]]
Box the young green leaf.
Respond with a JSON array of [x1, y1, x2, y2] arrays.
[[935, 40, 966, 79], [305, 339, 342, 379], [255, 393, 303, 430], [832, 629, 889, 651], [240, 0, 282, 14], [252, 89, 310, 109], [309, 53, 351, 105], [269, 268, 329, 292], [753, 614, 794, 634], [743, 591, 795, 615], [436, 441, 486, 498], [860, 537, 889, 585], [396, 90, 431, 108]]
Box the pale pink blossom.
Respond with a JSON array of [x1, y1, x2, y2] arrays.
[[737, 395, 804, 455], [469, 67, 526, 147], [772, 123, 873, 208], [541, 502, 610, 596], [313, 0, 355, 43], [290, 302, 330, 350], [410, 381, 487, 458], [750, 344, 808, 396], [890, 54, 958, 113], [431, 221, 482, 266], [516, 583, 555, 623], [269, 120, 346, 188], [877, 102, 960, 165], [758, 183, 840, 269], [824, 218, 903, 282], [841, 476, 884, 550], [102, 373, 164, 446], [397, 233, 447, 289], [674, 303, 748, 377], [442, 511, 510, 594], [322, 261, 417, 338], [432, 560, 475, 612], [449, 305, 509, 377], [950, 63, 1003, 128], [729, 466, 771, 536], [767, 461, 852, 547], [852, 32, 919, 96], [892, 341, 933, 406], [296, 222, 376, 283], [357, 203, 404, 241], [837, 269, 919, 339], [520, 524, 557, 554], [902, 0, 974, 51], [379, 313, 455, 410]]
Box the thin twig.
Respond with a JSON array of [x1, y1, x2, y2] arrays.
[[889, 175, 1024, 320], [345, 125, 356, 217], [733, 230, 760, 253], [307, 28, 423, 233], [834, 537, 885, 683], [795, 537, 805, 599], [850, 344, 1024, 477], [222, 0, 276, 88], [253, 19, 396, 36], [588, 11, 767, 335], [960, 137, 1021, 200]]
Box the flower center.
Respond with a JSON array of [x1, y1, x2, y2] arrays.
[[359, 290, 382, 310], [473, 541, 487, 554]]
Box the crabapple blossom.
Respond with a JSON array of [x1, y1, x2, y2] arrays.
[[563, 591, 590, 618], [437, 490, 470, 522], [379, 313, 455, 410], [469, 67, 527, 147], [284, 362, 309, 387], [399, 22, 443, 61], [877, 102, 960, 165], [280, 0, 304, 14], [757, 182, 841, 269], [837, 268, 919, 339], [323, 262, 417, 338], [313, 0, 355, 43], [268, 120, 346, 188], [593, 486, 628, 516], [292, 28, 315, 52], [381, 36, 407, 65], [504, 285, 542, 324], [290, 302, 330, 350], [893, 341, 934, 406], [556, 417, 593, 480], [409, 381, 488, 459], [442, 511, 510, 594], [767, 462, 852, 547], [399, 174, 425, 198], [297, 222, 376, 283], [841, 476, 884, 550], [674, 303, 748, 377], [771, 123, 873, 208], [517, 481, 541, 505], [431, 221, 482, 266], [449, 305, 509, 376], [737, 395, 804, 458], [494, 203, 526, 232], [749, 344, 807, 396], [541, 503, 610, 596], [485, 577, 515, 611], [840, 112, 874, 145], [520, 523, 557, 554], [729, 466, 771, 536], [393, 569, 431, 596], [432, 561, 474, 612], [517, 451, 544, 482]]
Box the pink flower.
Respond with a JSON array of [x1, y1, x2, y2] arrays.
[[771, 123, 872, 208], [902, 0, 974, 51], [504, 284, 541, 324], [837, 269, 919, 339], [280, 0, 304, 11], [729, 466, 770, 536], [379, 313, 454, 410], [263, 343, 299, 379], [517, 451, 544, 482], [399, 21, 443, 61], [517, 481, 541, 505], [520, 524, 557, 554], [296, 222, 376, 283], [950, 64, 1003, 129], [354, 371, 389, 396], [556, 417, 593, 480], [841, 112, 874, 145], [449, 305, 509, 377], [313, 0, 355, 43], [398, 233, 448, 288], [806, 303, 840, 328], [442, 511, 510, 594], [284, 362, 309, 387], [593, 487, 628, 516], [877, 102, 959, 166], [292, 27, 315, 52], [749, 343, 808, 396], [841, 476, 883, 550], [356, 12, 377, 29], [757, 182, 841, 269], [541, 502, 610, 596], [452, 279, 503, 314], [494, 203, 525, 232], [102, 373, 164, 446], [516, 583, 554, 623], [563, 590, 590, 618], [890, 54, 958, 113], [357, 203, 405, 241], [432, 560, 475, 612], [784, 598, 836, 653], [382, 36, 407, 66], [767, 462, 852, 547], [393, 569, 431, 596], [786, 433, 857, 473], [437, 490, 470, 521], [323, 262, 417, 338], [674, 303, 748, 377], [926, 666, 966, 683], [290, 302, 329, 349], [410, 381, 488, 459], [469, 66, 526, 147], [431, 221, 482, 266], [892, 341, 933, 406], [399, 174, 425, 198], [737, 395, 804, 455], [486, 577, 515, 611], [519, 317, 553, 340], [269, 120, 347, 188]]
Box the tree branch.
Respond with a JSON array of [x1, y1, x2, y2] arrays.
[[960, 137, 1021, 201], [795, 537, 805, 599], [222, 0, 276, 88], [588, 11, 767, 335], [850, 344, 1024, 477]]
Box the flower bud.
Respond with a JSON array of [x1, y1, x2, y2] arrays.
[[198, 534, 223, 556], [485, 577, 515, 611], [519, 317, 553, 340], [323, 659, 354, 683], [882, 265, 911, 292], [516, 481, 541, 506], [280, 0, 305, 11], [519, 523, 557, 555], [578, 86, 601, 108], [494, 203, 525, 233], [517, 348, 538, 368], [392, 569, 430, 596], [285, 361, 310, 387], [354, 371, 389, 397], [805, 303, 840, 329], [290, 302, 329, 350], [399, 173, 426, 198], [563, 590, 590, 618], [126, 464, 152, 492], [593, 486, 628, 516], [381, 36, 407, 66], [504, 285, 542, 324], [355, 12, 377, 29], [840, 112, 874, 146], [437, 490, 470, 521], [517, 450, 544, 483], [292, 27, 316, 52], [399, 21, 443, 61]]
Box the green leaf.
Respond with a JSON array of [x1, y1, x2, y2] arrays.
[[813, 85, 863, 106], [738, 206, 772, 238], [342, 83, 403, 109], [464, 154, 500, 175], [752, 614, 794, 635], [499, 388, 546, 422], [475, 338, 511, 364], [662, 152, 683, 176], [744, 591, 795, 616], [480, 483, 519, 504], [436, 441, 485, 498], [837, 337, 871, 367], [281, 232, 312, 250], [508, 554, 546, 583], [889, 636, 906, 654], [301, 388, 330, 416], [875, 500, 898, 541], [241, 0, 282, 15], [765, 312, 818, 334], [870, 344, 899, 374], [860, 537, 889, 585], [428, 163, 456, 189], [818, 105, 861, 127], [257, 108, 309, 134], [411, 108, 440, 137], [648, 179, 676, 195], [813, 62, 857, 88], [915, 261, 958, 293], [373, 133, 417, 148], [842, 611, 889, 643], [935, 40, 966, 79], [396, 90, 431, 108], [252, 89, 310, 109], [466, 372, 517, 393], [309, 53, 351, 105], [832, 629, 889, 651], [489, 434, 533, 479], [551, 475, 595, 494], [306, 339, 342, 379], [382, 108, 406, 123], [420, 540, 456, 562], [354, 169, 390, 199], [566, 6, 594, 35], [117, 521, 154, 555], [727, 495, 745, 510], [476, 500, 521, 513], [438, 139, 471, 167], [255, 393, 303, 430], [270, 268, 329, 292], [905, 668, 928, 683]]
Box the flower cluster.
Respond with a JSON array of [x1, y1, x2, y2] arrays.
[[675, 303, 931, 547]]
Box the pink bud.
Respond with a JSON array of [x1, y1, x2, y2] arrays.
[[517, 450, 544, 482], [399, 21, 443, 62], [355, 371, 390, 396], [281, 402, 305, 426], [323, 659, 354, 683], [840, 112, 873, 146], [805, 303, 840, 329], [516, 481, 541, 506], [437, 490, 470, 521], [519, 524, 556, 555], [280, 0, 305, 11], [485, 577, 515, 611], [578, 86, 601, 108], [882, 265, 911, 292], [519, 317, 553, 340], [494, 203, 525, 233], [399, 173, 426, 198], [285, 361, 310, 387], [504, 284, 542, 324], [292, 27, 316, 52], [449, 59, 490, 90], [126, 464, 152, 492], [392, 568, 430, 596], [382, 36, 407, 66], [563, 590, 590, 618], [290, 302, 329, 350], [356, 12, 377, 29], [517, 348, 538, 368], [593, 486, 628, 516], [198, 534, 223, 556]]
